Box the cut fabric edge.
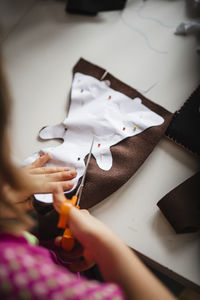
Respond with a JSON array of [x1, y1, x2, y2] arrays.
[[157, 172, 200, 234], [165, 84, 200, 157], [74, 58, 173, 119]]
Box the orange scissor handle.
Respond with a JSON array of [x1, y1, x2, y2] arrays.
[[61, 228, 75, 251], [61, 206, 80, 251], [57, 195, 77, 229], [57, 195, 78, 251]]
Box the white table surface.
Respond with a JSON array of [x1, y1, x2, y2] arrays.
[[1, 0, 200, 288]]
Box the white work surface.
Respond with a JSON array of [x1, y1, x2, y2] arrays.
[[1, 0, 200, 289]]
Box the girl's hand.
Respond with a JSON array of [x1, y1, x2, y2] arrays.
[[4, 153, 76, 211], [53, 187, 119, 268], [53, 188, 176, 300], [54, 237, 95, 272], [53, 187, 98, 272], [23, 153, 76, 194]]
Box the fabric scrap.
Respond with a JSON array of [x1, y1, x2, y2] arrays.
[[66, 0, 127, 15], [165, 85, 200, 156], [157, 172, 200, 234]]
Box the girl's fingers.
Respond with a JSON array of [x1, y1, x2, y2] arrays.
[[44, 170, 77, 182], [54, 238, 84, 260], [55, 236, 62, 247], [25, 153, 51, 169], [53, 187, 67, 212], [67, 258, 95, 272], [33, 181, 74, 199], [54, 236, 93, 271], [29, 166, 71, 175], [27, 171, 76, 195], [45, 181, 74, 193]]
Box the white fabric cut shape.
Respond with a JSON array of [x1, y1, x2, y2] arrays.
[[24, 72, 164, 203]]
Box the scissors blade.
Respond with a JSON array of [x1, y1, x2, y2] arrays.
[[75, 137, 94, 204], [82, 137, 94, 184]]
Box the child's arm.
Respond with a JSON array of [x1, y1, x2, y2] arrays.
[[53, 190, 176, 300]]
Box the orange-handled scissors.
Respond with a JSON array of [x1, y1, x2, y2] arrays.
[[57, 137, 94, 251]]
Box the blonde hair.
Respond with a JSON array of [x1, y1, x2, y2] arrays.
[[0, 49, 33, 232]]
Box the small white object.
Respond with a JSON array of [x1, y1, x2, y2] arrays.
[[175, 21, 200, 35]]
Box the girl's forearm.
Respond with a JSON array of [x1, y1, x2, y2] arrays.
[[94, 234, 176, 300], [64, 206, 176, 300]]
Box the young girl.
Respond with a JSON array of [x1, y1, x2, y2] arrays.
[[0, 49, 176, 300]]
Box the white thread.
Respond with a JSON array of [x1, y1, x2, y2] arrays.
[[137, 82, 158, 94], [120, 14, 168, 54], [137, 1, 176, 29]]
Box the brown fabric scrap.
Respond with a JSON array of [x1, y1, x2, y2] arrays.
[[157, 172, 200, 234]]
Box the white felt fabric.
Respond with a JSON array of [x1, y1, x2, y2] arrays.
[[24, 72, 164, 203]]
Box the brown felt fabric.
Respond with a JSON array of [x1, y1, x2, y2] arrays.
[[165, 85, 200, 156], [72, 58, 173, 209], [33, 58, 173, 239], [157, 172, 200, 234]]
